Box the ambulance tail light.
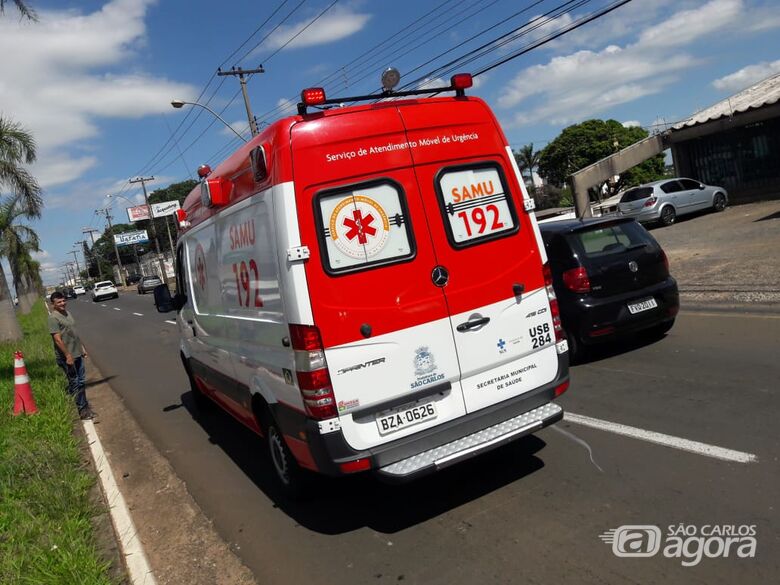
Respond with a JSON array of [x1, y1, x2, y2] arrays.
[[543, 263, 565, 344], [301, 87, 326, 106], [289, 324, 337, 420]]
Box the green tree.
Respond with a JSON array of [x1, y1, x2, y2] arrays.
[[0, 0, 37, 21], [514, 143, 541, 183], [0, 116, 42, 341], [538, 119, 666, 200]]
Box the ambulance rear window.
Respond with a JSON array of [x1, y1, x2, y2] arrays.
[[435, 163, 519, 249], [314, 180, 415, 274]]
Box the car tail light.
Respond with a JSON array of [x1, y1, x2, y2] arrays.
[[543, 263, 565, 344], [643, 196, 657, 207], [288, 324, 337, 420], [562, 266, 591, 293], [301, 87, 326, 106]]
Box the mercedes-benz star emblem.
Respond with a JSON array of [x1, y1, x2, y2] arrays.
[[628, 260, 639, 273], [431, 266, 449, 287]]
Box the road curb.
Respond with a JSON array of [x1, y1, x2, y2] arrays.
[[83, 418, 158, 585]]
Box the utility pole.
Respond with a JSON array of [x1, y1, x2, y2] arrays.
[[82, 228, 104, 279], [217, 66, 264, 136], [97, 208, 126, 286], [75, 241, 90, 279], [129, 176, 167, 279], [69, 250, 81, 282]]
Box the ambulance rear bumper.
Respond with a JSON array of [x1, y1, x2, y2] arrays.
[[304, 357, 568, 480]]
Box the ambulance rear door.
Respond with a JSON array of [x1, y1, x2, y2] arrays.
[[291, 106, 467, 451], [398, 99, 560, 414]]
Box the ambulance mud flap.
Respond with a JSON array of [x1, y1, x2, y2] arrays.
[[376, 402, 562, 480]]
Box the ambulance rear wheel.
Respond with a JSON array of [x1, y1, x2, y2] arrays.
[[181, 355, 213, 413], [266, 421, 310, 499]]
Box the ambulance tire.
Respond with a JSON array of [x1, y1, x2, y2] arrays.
[[566, 329, 583, 365], [263, 416, 312, 500], [181, 355, 213, 413]]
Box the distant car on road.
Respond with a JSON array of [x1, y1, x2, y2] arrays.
[[64, 287, 77, 299], [92, 280, 119, 302], [126, 273, 142, 285], [137, 275, 163, 294], [73, 285, 86, 295], [540, 217, 679, 361], [617, 177, 728, 226]]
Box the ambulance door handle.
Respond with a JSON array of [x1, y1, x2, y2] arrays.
[[513, 283, 525, 297], [456, 316, 490, 332]]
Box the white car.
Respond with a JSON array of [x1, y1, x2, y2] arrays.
[[92, 280, 119, 302], [73, 285, 86, 295]]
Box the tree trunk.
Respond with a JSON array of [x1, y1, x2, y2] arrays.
[[16, 275, 32, 314], [23, 274, 38, 312], [0, 263, 23, 342]]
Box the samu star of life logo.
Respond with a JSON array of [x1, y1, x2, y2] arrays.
[[194, 243, 207, 290], [329, 195, 390, 259]]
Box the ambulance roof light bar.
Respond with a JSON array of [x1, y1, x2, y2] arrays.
[[297, 71, 473, 115]]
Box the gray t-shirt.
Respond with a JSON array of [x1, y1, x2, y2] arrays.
[[48, 310, 83, 360]]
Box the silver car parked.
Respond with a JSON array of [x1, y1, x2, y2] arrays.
[[618, 178, 728, 226]]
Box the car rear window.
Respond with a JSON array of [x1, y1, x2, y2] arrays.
[[620, 187, 653, 202], [568, 221, 652, 258]]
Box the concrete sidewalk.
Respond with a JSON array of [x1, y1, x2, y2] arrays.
[[646, 200, 780, 308]]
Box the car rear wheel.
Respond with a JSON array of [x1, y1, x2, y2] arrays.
[[713, 193, 727, 212], [659, 206, 676, 226], [566, 329, 584, 365]]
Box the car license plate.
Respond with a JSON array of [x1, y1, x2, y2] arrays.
[[376, 402, 437, 436], [628, 298, 658, 314]]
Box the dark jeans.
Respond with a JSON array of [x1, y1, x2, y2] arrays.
[[57, 356, 88, 411]]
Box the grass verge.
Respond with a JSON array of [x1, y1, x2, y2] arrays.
[[0, 300, 115, 585]]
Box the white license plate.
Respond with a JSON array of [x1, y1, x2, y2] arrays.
[[628, 298, 658, 314], [376, 401, 438, 436]]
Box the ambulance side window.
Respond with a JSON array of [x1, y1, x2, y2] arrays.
[[434, 163, 519, 249], [314, 180, 415, 274], [175, 245, 188, 307]]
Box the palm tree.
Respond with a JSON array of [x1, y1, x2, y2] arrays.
[[0, 0, 37, 21], [0, 116, 42, 341], [514, 143, 541, 187]]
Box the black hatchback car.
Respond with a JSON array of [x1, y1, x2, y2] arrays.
[[539, 217, 679, 360]]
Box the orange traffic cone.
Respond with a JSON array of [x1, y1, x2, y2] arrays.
[[13, 350, 38, 416]]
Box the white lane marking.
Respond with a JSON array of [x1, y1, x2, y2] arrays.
[[164, 319, 176, 325], [83, 420, 158, 585], [565, 412, 758, 464], [113, 307, 121, 311], [133, 312, 144, 316], [101, 304, 107, 307], [684, 311, 780, 320]]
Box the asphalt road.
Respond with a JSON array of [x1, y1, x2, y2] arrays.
[[69, 292, 779, 585]]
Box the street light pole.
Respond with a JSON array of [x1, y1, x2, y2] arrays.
[[170, 99, 248, 142], [128, 177, 167, 279], [97, 208, 126, 286]]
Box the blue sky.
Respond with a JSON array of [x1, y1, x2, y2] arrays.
[[1, 0, 779, 285]]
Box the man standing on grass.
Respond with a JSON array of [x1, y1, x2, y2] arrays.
[[48, 291, 94, 420]]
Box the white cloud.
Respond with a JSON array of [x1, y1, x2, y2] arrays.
[[218, 119, 251, 139], [497, 0, 750, 127], [264, 5, 370, 51], [0, 0, 198, 188], [622, 120, 641, 128], [712, 60, 780, 92], [275, 98, 297, 116], [33, 250, 51, 261]]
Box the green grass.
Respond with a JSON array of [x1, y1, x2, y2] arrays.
[[0, 301, 115, 585]]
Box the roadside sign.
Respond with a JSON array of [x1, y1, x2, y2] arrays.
[[151, 200, 181, 218], [127, 204, 151, 222], [114, 230, 149, 246]]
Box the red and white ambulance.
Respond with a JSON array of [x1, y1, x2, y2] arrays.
[[171, 71, 570, 494]]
